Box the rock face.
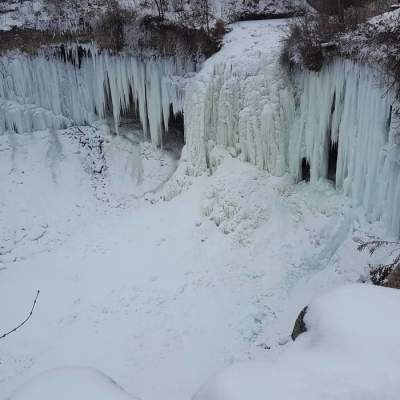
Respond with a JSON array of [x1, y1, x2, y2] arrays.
[[291, 306, 308, 341], [307, 0, 372, 14], [386, 267, 400, 289], [370, 265, 400, 289]]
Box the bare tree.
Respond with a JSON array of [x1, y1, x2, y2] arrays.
[[152, 0, 169, 19], [338, 0, 345, 22], [189, 0, 214, 32]]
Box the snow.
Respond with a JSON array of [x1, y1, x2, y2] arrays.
[[0, 1, 44, 31], [1, 16, 399, 400], [0, 123, 177, 264], [9, 367, 137, 400], [0, 0, 302, 33], [194, 284, 400, 400], [0, 0, 109, 32], [0, 129, 384, 399]]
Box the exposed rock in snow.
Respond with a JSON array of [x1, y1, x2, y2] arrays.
[[9, 367, 138, 400], [290, 306, 307, 340], [385, 266, 400, 289], [194, 284, 400, 400]]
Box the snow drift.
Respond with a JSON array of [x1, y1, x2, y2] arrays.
[[0, 45, 195, 146], [194, 284, 400, 400], [9, 367, 138, 400]]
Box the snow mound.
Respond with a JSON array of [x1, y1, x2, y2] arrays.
[[9, 367, 138, 400], [194, 284, 400, 400]]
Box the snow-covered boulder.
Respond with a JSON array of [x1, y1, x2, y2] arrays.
[[194, 284, 400, 400], [9, 367, 138, 400]]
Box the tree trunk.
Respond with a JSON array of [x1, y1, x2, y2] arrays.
[[338, 0, 345, 22]]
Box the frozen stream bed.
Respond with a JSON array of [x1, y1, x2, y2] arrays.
[[0, 121, 383, 399]]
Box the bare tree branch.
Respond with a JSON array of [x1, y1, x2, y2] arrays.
[[0, 290, 40, 340]]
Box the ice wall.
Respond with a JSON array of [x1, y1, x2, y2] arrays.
[[184, 31, 400, 236], [184, 20, 294, 176], [290, 60, 400, 237], [0, 45, 195, 146]]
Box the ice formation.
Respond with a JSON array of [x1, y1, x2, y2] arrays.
[[184, 25, 400, 236], [289, 61, 400, 236], [0, 44, 195, 146], [1, 21, 399, 236]]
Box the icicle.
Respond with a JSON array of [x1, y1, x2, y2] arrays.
[[185, 54, 400, 236], [0, 46, 194, 143]]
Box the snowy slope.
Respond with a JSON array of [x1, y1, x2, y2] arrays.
[[0, 123, 177, 265], [194, 284, 400, 400], [0, 0, 109, 32], [0, 15, 398, 400], [9, 367, 137, 400], [0, 1, 44, 31], [0, 0, 303, 32], [0, 122, 383, 399]]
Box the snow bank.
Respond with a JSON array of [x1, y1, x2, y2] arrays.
[[194, 284, 400, 400], [0, 45, 195, 146], [9, 367, 138, 400], [185, 20, 400, 236]]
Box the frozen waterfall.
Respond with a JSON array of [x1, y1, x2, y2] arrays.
[[185, 55, 400, 237], [1, 30, 399, 237], [0, 45, 196, 146], [289, 60, 400, 236]]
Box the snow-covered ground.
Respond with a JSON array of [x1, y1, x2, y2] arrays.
[[1, 14, 398, 400], [0, 119, 386, 399], [0, 0, 303, 32], [195, 284, 400, 400], [9, 367, 137, 400]]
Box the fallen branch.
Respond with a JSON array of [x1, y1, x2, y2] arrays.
[[0, 290, 40, 340]]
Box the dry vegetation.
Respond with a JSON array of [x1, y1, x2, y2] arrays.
[[357, 239, 400, 289], [0, 0, 225, 57], [125, 15, 225, 58], [281, 6, 377, 71], [281, 0, 400, 89]]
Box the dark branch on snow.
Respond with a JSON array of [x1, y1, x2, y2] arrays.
[[0, 290, 40, 340]]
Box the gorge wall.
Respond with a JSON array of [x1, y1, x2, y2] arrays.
[[1, 21, 399, 237], [184, 22, 400, 237]]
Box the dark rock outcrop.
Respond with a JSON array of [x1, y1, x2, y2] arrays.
[[291, 306, 308, 341], [385, 267, 400, 289], [370, 265, 400, 289]]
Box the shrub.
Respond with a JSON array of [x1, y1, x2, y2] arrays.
[[357, 238, 400, 289], [281, 8, 370, 71]]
